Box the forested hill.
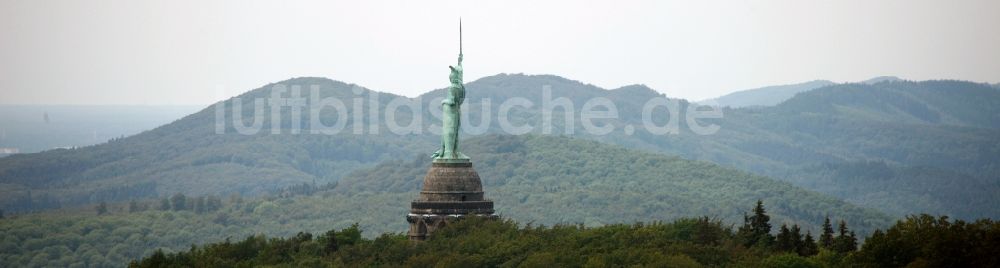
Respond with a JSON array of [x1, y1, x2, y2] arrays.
[[424, 75, 1000, 219], [334, 135, 891, 232], [0, 135, 892, 267], [0, 74, 997, 221], [700, 76, 904, 108], [703, 80, 835, 108], [777, 80, 1000, 129], [0, 77, 435, 212]]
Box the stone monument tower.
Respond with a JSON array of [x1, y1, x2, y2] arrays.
[[407, 19, 496, 241]]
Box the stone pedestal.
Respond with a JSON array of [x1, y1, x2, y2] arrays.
[[407, 159, 497, 241]]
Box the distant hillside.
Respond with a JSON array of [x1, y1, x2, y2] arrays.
[[861, 76, 902, 84], [703, 80, 835, 108], [779, 80, 1000, 128], [703, 76, 904, 108], [421, 74, 1000, 218], [0, 74, 997, 221], [0, 105, 201, 153], [0, 78, 434, 212]]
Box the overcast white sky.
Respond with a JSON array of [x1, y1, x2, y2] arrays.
[[1, 0, 998, 105]]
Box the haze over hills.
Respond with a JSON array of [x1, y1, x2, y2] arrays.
[[701, 76, 904, 108], [702, 80, 835, 108], [0, 74, 997, 221], [860, 76, 903, 84], [778, 80, 1000, 129], [0, 79, 432, 212], [0, 105, 201, 154]]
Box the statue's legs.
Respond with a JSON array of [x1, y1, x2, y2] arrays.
[[441, 103, 458, 158], [453, 109, 461, 156]]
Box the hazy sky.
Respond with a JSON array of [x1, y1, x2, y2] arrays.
[[1, 0, 998, 105]]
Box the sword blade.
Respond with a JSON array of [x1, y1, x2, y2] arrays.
[[459, 18, 463, 55]]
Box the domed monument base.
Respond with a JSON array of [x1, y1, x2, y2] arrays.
[[407, 159, 497, 241], [407, 20, 496, 241]]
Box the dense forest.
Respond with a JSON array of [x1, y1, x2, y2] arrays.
[[1, 74, 997, 221], [0, 135, 891, 267], [128, 202, 1000, 267]]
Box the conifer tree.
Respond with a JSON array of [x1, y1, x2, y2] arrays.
[[737, 213, 752, 245], [833, 220, 858, 253], [799, 231, 820, 256], [838, 220, 848, 237], [790, 224, 803, 253], [820, 216, 835, 249], [845, 231, 858, 252], [776, 224, 793, 251], [751, 200, 773, 244], [738, 200, 774, 247]]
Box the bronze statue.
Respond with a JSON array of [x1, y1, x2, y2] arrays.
[[432, 19, 468, 160]]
